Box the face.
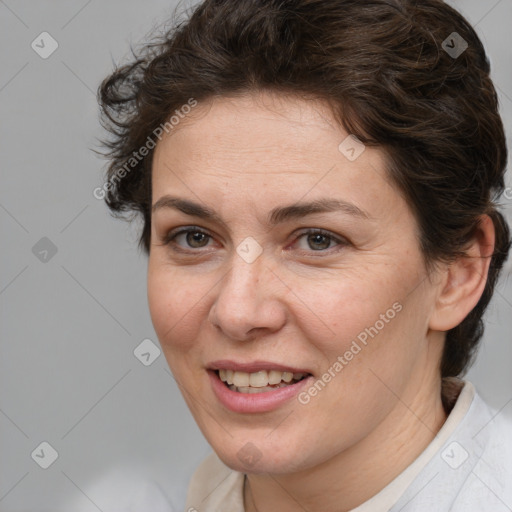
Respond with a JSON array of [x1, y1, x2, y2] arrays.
[[148, 91, 443, 475]]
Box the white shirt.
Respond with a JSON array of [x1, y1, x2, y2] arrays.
[[183, 380, 512, 512]]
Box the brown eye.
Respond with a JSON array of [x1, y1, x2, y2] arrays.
[[293, 229, 348, 254], [163, 227, 213, 251], [306, 233, 331, 250], [183, 231, 210, 248]]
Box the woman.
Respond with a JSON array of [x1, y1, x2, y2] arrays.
[[97, 0, 512, 510]]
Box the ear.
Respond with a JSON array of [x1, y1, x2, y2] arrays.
[[429, 214, 495, 331]]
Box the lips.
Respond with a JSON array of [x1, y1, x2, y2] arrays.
[[206, 360, 313, 412], [208, 368, 313, 413]]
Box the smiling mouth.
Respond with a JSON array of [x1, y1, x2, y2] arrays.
[[215, 369, 310, 393]]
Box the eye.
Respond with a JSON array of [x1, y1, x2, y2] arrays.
[[292, 229, 348, 254], [162, 227, 214, 251]]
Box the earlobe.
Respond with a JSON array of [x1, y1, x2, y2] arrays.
[[429, 214, 495, 332]]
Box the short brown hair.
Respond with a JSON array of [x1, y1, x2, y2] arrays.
[[97, 0, 511, 380]]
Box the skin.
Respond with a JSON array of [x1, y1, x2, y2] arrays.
[[147, 90, 495, 512]]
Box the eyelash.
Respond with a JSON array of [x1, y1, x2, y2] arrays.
[[161, 226, 349, 256]]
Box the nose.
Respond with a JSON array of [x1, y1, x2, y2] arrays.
[[208, 251, 287, 342]]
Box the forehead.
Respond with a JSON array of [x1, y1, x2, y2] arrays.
[[151, 91, 398, 218]]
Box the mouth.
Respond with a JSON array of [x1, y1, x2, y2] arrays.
[[207, 363, 314, 413], [214, 369, 311, 394]]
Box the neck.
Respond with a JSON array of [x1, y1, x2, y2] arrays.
[[244, 373, 447, 512]]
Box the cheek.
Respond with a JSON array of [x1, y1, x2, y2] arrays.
[[147, 263, 209, 352], [298, 265, 423, 394], [315, 281, 431, 409], [297, 269, 399, 346]]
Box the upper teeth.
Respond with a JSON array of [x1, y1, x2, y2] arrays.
[[218, 369, 306, 387]]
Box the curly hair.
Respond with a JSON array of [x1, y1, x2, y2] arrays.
[[97, 0, 510, 383]]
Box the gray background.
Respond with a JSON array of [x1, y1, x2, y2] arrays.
[[1, 1, 511, 511]]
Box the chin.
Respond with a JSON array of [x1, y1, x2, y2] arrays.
[[210, 435, 312, 475]]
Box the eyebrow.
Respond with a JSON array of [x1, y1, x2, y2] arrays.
[[151, 195, 371, 227]]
